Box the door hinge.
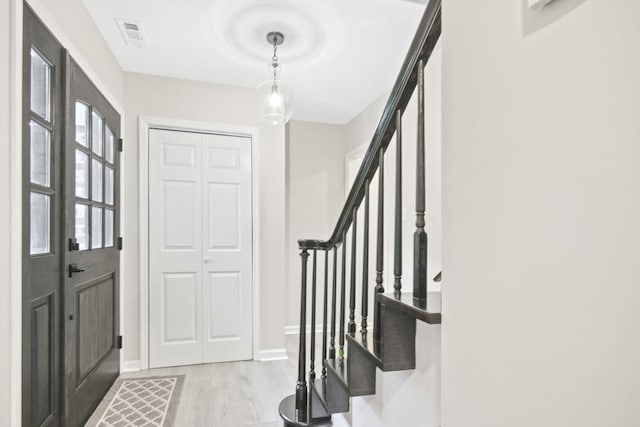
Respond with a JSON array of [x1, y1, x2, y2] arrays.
[[117, 237, 123, 250], [68, 238, 79, 251], [118, 138, 123, 152], [117, 335, 123, 349]]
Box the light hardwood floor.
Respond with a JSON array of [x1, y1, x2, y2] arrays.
[[93, 336, 301, 426]]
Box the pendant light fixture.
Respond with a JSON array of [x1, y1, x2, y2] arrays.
[[257, 31, 293, 125]]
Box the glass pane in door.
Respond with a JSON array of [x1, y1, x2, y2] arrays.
[[91, 159, 103, 202], [30, 192, 50, 254], [30, 48, 51, 121], [75, 102, 89, 147], [91, 207, 103, 249], [104, 209, 114, 248], [30, 121, 51, 187], [92, 111, 103, 156], [75, 150, 89, 198], [105, 166, 114, 205], [105, 126, 115, 164], [75, 203, 89, 251]]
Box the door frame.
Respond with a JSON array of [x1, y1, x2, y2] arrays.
[[138, 116, 261, 370]]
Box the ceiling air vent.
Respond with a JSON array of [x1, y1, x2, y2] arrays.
[[116, 18, 147, 48]]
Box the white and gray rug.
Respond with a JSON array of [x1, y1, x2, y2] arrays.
[[85, 376, 185, 427]]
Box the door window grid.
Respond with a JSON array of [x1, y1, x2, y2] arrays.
[[29, 47, 54, 256], [74, 102, 116, 251]]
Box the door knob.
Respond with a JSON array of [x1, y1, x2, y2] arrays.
[[204, 257, 211, 263], [68, 263, 87, 278]]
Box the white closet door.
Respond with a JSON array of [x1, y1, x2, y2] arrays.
[[149, 129, 203, 368], [201, 134, 252, 363], [148, 129, 252, 368]]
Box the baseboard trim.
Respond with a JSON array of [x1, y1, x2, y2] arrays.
[[284, 324, 325, 335], [122, 360, 141, 372], [257, 348, 288, 361]]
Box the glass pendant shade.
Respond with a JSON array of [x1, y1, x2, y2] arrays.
[[257, 79, 293, 125]]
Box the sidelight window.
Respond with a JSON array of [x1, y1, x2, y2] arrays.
[[29, 48, 53, 255]]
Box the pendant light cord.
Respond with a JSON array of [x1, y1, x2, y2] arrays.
[[272, 41, 279, 83]]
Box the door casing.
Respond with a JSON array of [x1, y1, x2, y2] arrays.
[[137, 116, 261, 371]]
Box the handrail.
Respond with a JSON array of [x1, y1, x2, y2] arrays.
[[298, 0, 441, 251]]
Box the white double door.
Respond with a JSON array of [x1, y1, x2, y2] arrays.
[[149, 128, 253, 368]]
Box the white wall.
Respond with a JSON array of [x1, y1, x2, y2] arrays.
[[285, 121, 347, 329], [123, 72, 287, 365], [442, 1, 640, 426], [345, 93, 389, 154]]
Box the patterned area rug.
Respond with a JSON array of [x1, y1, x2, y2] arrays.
[[85, 376, 185, 427]]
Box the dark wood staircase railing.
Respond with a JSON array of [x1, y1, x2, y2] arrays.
[[278, 1, 442, 425]]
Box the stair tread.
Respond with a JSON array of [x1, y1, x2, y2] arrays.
[[378, 291, 442, 324], [347, 330, 417, 372]]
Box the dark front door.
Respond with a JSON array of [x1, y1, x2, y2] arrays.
[[22, 5, 121, 426], [22, 6, 65, 427], [63, 57, 121, 426]]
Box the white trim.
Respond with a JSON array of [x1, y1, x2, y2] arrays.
[[138, 116, 261, 370], [257, 349, 288, 362], [122, 360, 141, 373], [284, 324, 326, 335], [9, 0, 23, 425]]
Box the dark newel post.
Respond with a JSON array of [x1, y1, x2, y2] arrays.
[[374, 151, 385, 341], [310, 249, 317, 381], [295, 248, 309, 417], [329, 247, 337, 360], [348, 210, 358, 335], [394, 110, 403, 297], [321, 249, 329, 379], [361, 180, 370, 334], [339, 231, 347, 358], [413, 59, 428, 307]]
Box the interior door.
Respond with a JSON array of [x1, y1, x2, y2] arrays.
[[22, 6, 64, 426], [149, 128, 253, 368], [63, 57, 121, 426], [201, 133, 253, 363], [149, 130, 203, 367]]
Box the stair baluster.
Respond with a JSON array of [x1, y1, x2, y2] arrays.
[[310, 250, 317, 381], [295, 248, 309, 419], [321, 249, 329, 379], [348, 210, 358, 335], [339, 231, 346, 358], [413, 59, 428, 308], [329, 247, 337, 360], [394, 110, 403, 297], [374, 151, 384, 342], [360, 180, 370, 335]]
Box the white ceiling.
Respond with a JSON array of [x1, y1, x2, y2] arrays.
[[82, 0, 427, 124]]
